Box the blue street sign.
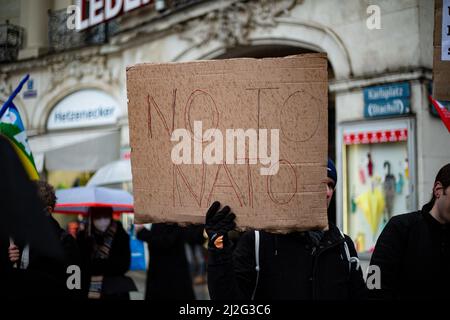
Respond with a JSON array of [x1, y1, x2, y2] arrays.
[[363, 82, 411, 118]]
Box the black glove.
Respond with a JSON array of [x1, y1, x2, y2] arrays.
[[205, 201, 236, 249]]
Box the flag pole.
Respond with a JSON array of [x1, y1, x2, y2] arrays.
[[0, 74, 30, 118]]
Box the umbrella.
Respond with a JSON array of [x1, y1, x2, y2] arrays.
[[87, 159, 132, 187], [355, 187, 385, 236], [54, 186, 133, 214], [383, 161, 396, 218]]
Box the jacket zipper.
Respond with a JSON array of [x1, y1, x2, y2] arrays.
[[311, 238, 345, 300]]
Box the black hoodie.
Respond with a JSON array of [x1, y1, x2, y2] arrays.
[[207, 224, 367, 300], [369, 203, 450, 299]]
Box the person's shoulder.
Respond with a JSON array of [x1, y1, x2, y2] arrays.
[[330, 228, 355, 248], [113, 220, 127, 229], [240, 229, 257, 242], [236, 229, 271, 247], [342, 233, 353, 244], [76, 229, 87, 240], [326, 223, 347, 241], [386, 211, 422, 229], [60, 228, 76, 243], [114, 220, 129, 235], [374, 212, 423, 243], [249, 229, 278, 241]]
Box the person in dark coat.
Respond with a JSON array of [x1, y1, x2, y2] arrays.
[[369, 163, 450, 300], [205, 159, 367, 300], [136, 223, 205, 300], [6, 180, 79, 299], [28, 181, 79, 298], [0, 136, 63, 299], [8, 217, 80, 299], [0, 233, 17, 299], [77, 207, 133, 299]]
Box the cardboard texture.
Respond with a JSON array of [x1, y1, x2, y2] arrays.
[[433, 0, 450, 101], [127, 53, 328, 233]]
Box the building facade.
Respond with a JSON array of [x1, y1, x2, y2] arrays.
[[1, 0, 448, 255]]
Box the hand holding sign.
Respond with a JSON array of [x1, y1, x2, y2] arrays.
[[205, 201, 236, 249]]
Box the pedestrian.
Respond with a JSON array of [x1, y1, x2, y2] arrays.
[[0, 135, 63, 299], [369, 163, 450, 299], [136, 223, 204, 300], [3, 181, 79, 299], [77, 206, 134, 299], [205, 159, 367, 300], [6, 180, 79, 299]]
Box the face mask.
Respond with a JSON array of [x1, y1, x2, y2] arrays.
[[93, 217, 111, 232]]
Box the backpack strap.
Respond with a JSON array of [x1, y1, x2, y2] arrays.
[[251, 230, 260, 300], [339, 229, 360, 273]]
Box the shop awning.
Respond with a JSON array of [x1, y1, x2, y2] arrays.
[[29, 129, 120, 172], [343, 128, 408, 145]]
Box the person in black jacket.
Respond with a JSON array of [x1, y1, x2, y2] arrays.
[[136, 223, 205, 300], [0, 136, 63, 299], [7, 180, 80, 299], [369, 163, 450, 300], [77, 207, 133, 299], [206, 159, 367, 300]]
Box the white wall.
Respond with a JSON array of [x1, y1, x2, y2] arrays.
[[0, 0, 20, 25], [335, 90, 364, 123], [289, 0, 432, 77]]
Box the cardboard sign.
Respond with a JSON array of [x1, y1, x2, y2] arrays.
[[433, 0, 450, 101], [127, 54, 328, 233]]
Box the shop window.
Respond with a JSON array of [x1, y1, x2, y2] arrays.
[[342, 126, 414, 253]]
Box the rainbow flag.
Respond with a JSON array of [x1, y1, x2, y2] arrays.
[[0, 75, 39, 180]]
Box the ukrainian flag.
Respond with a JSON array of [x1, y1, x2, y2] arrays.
[[0, 75, 39, 180]]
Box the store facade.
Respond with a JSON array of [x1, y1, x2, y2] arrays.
[[332, 73, 450, 258], [31, 88, 121, 173], [338, 108, 417, 254]]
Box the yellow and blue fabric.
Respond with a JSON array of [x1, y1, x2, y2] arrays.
[[0, 74, 39, 180]]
